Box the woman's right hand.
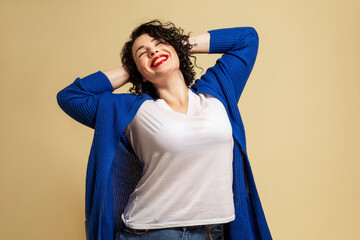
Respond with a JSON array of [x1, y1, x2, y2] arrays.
[[104, 65, 130, 90]]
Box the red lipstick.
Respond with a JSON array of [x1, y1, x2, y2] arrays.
[[151, 54, 168, 68]]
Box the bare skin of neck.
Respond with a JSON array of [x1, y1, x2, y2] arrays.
[[151, 69, 189, 114]]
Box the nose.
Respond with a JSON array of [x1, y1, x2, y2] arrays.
[[149, 49, 158, 57]]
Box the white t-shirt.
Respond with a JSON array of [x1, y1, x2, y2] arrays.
[[121, 88, 235, 229]]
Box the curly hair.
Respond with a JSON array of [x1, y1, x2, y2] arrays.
[[120, 19, 200, 99]]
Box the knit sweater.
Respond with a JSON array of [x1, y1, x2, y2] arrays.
[[57, 27, 272, 240]]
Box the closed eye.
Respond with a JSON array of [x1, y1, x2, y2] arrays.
[[139, 51, 147, 57], [138, 40, 165, 58], [156, 41, 164, 46]]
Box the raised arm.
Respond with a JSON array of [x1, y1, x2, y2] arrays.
[[190, 27, 259, 102], [103, 66, 130, 90], [57, 66, 129, 128], [188, 32, 210, 53]]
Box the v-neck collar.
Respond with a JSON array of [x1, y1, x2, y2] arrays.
[[158, 88, 192, 116]]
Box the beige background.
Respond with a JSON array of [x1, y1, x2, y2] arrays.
[[1, 0, 359, 239]]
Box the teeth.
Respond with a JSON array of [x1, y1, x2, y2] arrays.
[[153, 56, 167, 66]]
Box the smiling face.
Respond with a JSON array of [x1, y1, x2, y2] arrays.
[[131, 33, 180, 84]]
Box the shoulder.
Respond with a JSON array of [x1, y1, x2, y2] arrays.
[[99, 92, 149, 103], [98, 92, 153, 113]]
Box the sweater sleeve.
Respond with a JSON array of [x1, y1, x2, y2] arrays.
[[56, 71, 114, 129], [204, 27, 259, 103]]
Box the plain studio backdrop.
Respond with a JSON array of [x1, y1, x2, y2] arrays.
[[1, 0, 359, 239]]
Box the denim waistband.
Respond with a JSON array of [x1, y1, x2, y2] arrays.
[[120, 220, 223, 235]]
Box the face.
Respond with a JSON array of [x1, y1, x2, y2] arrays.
[[131, 33, 180, 83]]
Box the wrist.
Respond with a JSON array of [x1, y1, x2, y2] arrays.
[[188, 32, 210, 54], [104, 66, 129, 90]]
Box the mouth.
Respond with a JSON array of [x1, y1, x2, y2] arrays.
[[151, 55, 169, 68]]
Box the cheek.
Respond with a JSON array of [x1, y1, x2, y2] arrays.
[[173, 55, 180, 67], [170, 50, 180, 66], [135, 60, 152, 78], [135, 59, 147, 72]]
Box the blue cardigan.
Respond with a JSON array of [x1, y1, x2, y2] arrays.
[[57, 27, 272, 240]]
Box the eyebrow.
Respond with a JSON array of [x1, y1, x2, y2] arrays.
[[135, 38, 157, 55]]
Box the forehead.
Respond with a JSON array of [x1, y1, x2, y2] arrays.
[[132, 34, 154, 52], [134, 33, 153, 45]]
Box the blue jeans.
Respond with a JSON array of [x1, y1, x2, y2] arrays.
[[115, 221, 224, 240]]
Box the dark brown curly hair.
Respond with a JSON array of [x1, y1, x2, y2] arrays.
[[120, 19, 200, 99]]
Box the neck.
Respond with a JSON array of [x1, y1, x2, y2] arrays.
[[153, 70, 189, 106]]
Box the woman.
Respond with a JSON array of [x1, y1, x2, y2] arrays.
[[57, 20, 272, 240]]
